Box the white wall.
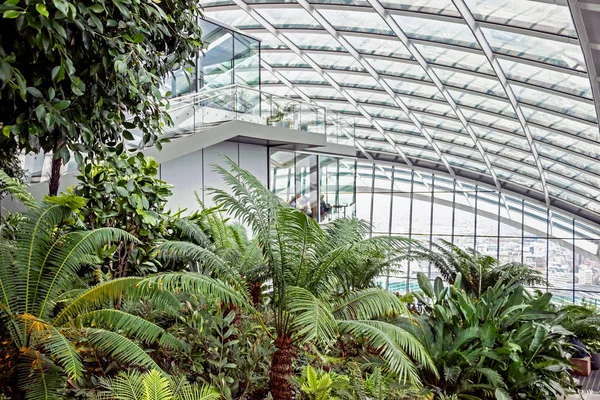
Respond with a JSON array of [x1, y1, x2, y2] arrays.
[[160, 141, 268, 213]]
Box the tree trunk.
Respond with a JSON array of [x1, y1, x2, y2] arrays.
[[48, 157, 62, 196], [250, 281, 262, 307], [269, 335, 295, 400]]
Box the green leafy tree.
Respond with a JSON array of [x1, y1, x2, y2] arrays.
[[412, 240, 546, 297], [0, 0, 202, 194], [162, 159, 437, 400], [397, 272, 575, 399], [74, 153, 173, 277]]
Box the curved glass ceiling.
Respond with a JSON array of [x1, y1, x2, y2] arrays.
[[200, 0, 600, 225]]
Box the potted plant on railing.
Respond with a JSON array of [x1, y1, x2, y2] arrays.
[[267, 102, 296, 128], [560, 304, 600, 370]]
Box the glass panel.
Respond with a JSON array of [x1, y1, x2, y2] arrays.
[[392, 15, 479, 49], [476, 190, 499, 238], [258, 7, 320, 28], [233, 32, 260, 87], [372, 193, 392, 233], [432, 190, 454, 235], [498, 58, 593, 100], [523, 201, 548, 236], [433, 67, 505, 97], [411, 174, 433, 235], [416, 43, 493, 74], [320, 9, 392, 34], [512, 85, 597, 123], [482, 27, 586, 71], [548, 238, 574, 290], [454, 190, 475, 236], [523, 237, 548, 277], [448, 89, 515, 118], [208, 9, 261, 29], [356, 162, 374, 222], [465, 0, 576, 37], [348, 36, 413, 60], [380, 0, 459, 17], [284, 31, 345, 51], [575, 239, 600, 298], [295, 154, 319, 218], [271, 150, 296, 202], [522, 107, 599, 141]]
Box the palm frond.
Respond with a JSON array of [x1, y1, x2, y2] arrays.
[[172, 218, 213, 248], [137, 273, 249, 309], [21, 314, 84, 383], [0, 170, 36, 209], [34, 227, 138, 319], [86, 328, 163, 372], [72, 309, 188, 351], [287, 286, 338, 347], [332, 288, 409, 320], [18, 348, 65, 400], [154, 241, 238, 281], [53, 277, 145, 325], [338, 320, 437, 384]]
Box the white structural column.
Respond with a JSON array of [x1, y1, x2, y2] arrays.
[[230, 0, 415, 167], [452, 0, 551, 208], [295, 0, 456, 177]]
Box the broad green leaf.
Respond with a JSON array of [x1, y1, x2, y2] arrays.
[[26, 87, 43, 98], [54, 100, 70, 110], [3, 10, 21, 18], [36, 3, 49, 17]]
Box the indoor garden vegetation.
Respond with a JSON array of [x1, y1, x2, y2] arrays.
[[0, 158, 595, 400]]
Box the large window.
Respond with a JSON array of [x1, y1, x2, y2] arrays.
[[271, 151, 600, 305]]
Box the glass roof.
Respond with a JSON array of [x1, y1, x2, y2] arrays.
[[201, 0, 600, 225]]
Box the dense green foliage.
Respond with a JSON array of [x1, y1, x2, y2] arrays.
[[398, 272, 575, 399], [74, 153, 172, 276], [0, 0, 201, 163], [0, 160, 585, 400]]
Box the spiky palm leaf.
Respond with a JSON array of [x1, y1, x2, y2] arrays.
[[95, 369, 219, 400]]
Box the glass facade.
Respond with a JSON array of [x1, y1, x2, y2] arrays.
[[201, 0, 600, 228], [161, 18, 261, 98], [271, 150, 600, 305]]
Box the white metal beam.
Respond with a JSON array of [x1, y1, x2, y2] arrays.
[[367, 0, 507, 200], [295, 0, 457, 177], [452, 0, 552, 208], [230, 0, 415, 166]]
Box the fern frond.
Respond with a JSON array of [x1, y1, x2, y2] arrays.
[[0, 170, 36, 209], [287, 286, 338, 347], [332, 288, 409, 320], [72, 309, 189, 351], [338, 320, 436, 384], [21, 314, 84, 382], [86, 329, 163, 372], [144, 369, 173, 400], [137, 273, 249, 310]]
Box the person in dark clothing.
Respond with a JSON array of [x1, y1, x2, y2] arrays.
[[320, 194, 331, 220]]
